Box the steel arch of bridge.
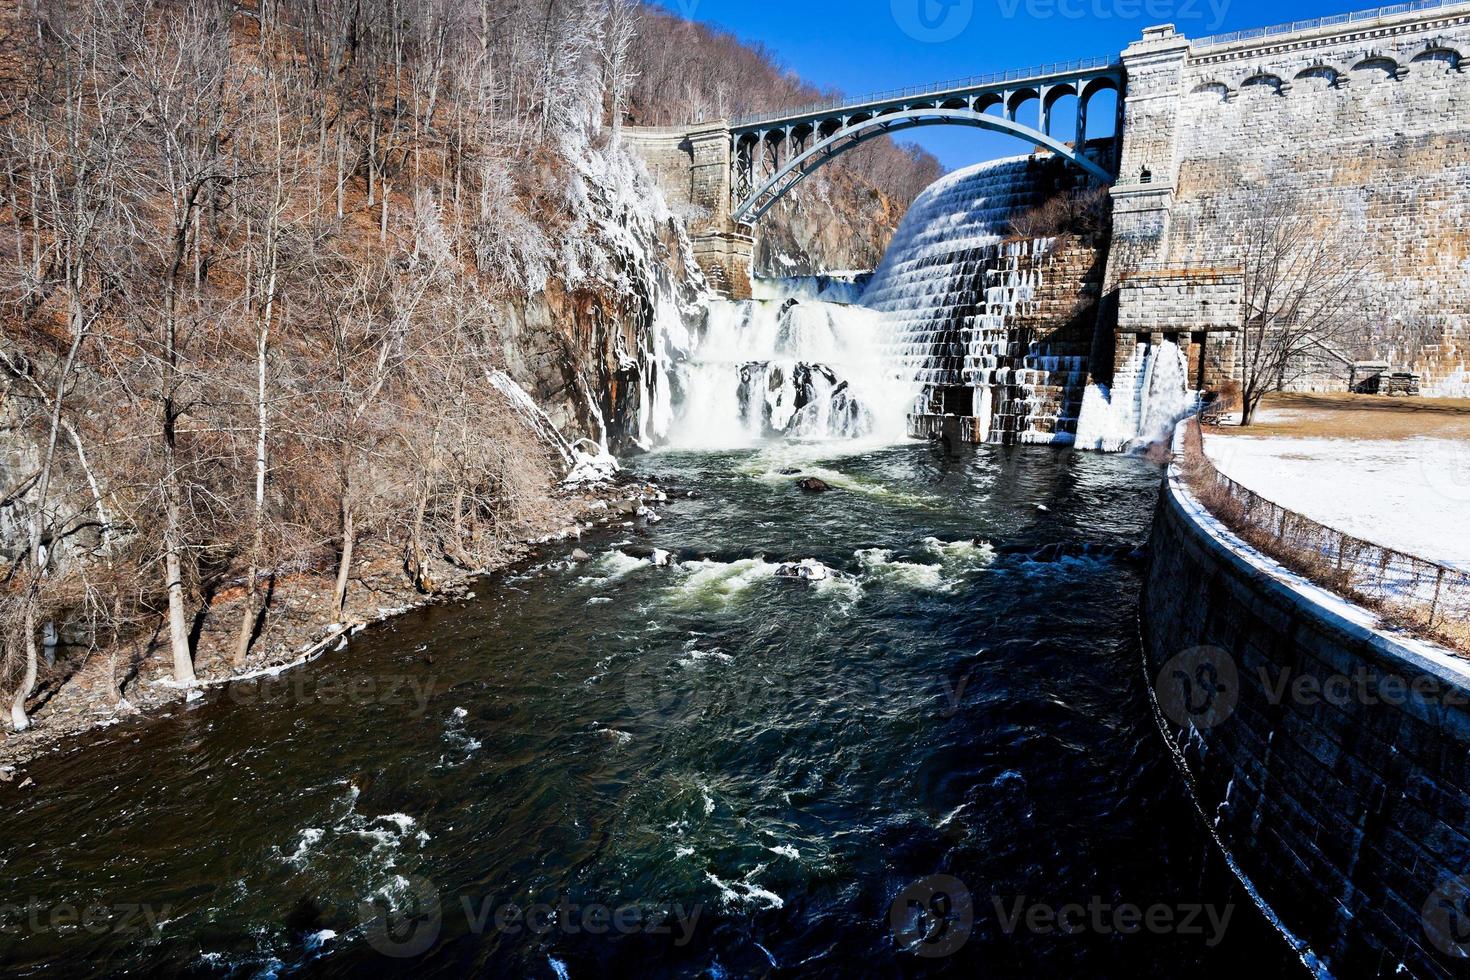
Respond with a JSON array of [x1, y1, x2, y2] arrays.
[[729, 66, 1124, 224]]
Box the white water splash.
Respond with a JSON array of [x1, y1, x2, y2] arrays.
[[666, 278, 916, 448], [1074, 341, 1200, 452]]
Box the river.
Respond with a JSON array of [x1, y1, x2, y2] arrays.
[[1, 441, 1303, 978]]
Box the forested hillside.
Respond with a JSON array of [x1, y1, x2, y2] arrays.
[[0, 0, 925, 752]]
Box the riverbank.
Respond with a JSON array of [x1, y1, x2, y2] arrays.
[[0, 477, 669, 782]]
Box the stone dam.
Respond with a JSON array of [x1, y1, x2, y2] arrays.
[[629, 2, 1470, 406]]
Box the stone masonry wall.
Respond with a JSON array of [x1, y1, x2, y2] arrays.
[[1116, 271, 1241, 387], [1162, 10, 1470, 393], [625, 123, 754, 299], [622, 127, 697, 215], [1145, 457, 1470, 979]]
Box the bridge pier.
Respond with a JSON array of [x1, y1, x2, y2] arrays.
[[685, 123, 754, 299], [625, 121, 754, 299]]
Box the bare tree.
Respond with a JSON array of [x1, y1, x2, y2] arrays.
[[600, 0, 640, 143], [1234, 186, 1370, 426], [113, 0, 239, 686], [1, 0, 129, 727]]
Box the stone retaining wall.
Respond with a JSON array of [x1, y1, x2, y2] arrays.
[[1142, 443, 1470, 978]]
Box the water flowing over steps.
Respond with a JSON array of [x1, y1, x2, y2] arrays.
[[663, 154, 1187, 450], [863, 156, 1105, 446]]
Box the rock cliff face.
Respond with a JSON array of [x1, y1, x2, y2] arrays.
[[0, 399, 39, 563], [497, 209, 707, 457], [751, 171, 911, 277]]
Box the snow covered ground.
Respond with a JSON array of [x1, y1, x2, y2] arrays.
[[1204, 435, 1470, 570]]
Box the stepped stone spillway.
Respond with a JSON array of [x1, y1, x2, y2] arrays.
[[862, 156, 1104, 445]]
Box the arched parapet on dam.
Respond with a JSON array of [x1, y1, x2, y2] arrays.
[[1143, 424, 1470, 977], [1104, 4, 1470, 394]]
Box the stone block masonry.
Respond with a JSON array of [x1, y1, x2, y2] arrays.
[[1106, 7, 1470, 394], [624, 123, 755, 300], [1145, 447, 1470, 978], [1115, 269, 1241, 388]]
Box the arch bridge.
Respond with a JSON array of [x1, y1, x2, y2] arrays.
[[729, 58, 1124, 224]]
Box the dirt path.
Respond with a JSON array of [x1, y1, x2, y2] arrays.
[[1211, 392, 1470, 441]]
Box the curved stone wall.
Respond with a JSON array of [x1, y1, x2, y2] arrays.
[[1142, 453, 1470, 978]]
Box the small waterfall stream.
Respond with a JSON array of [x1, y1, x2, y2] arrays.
[[1074, 341, 1200, 452]]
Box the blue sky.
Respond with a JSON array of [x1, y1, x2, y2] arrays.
[[652, 0, 1367, 170]]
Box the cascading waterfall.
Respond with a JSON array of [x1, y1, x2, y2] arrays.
[[665, 277, 915, 447], [862, 155, 1091, 445], [658, 152, 1193, 453], [1073, 341, 1201, 452]]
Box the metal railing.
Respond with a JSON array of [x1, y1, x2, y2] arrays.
[[1193, 0, 1470, 50], [729, 56, 1117, 129], [1179, 420, 1470, 649]]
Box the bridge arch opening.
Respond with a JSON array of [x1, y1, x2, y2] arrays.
[[976, 92, 1005, 117], [1241, 73, 1285, 96], [1079, 78, 1119, 143], [1007, 88, 1041, 124], [1044, 86, 1081, 143]]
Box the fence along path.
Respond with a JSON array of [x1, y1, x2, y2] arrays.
[[1181, 420, 1470, 650]]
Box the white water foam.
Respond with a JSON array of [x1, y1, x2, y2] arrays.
[[666, 284, 916, 447], [1074, 340, 1200, 452]]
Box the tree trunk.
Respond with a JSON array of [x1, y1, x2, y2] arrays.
[[10, 607, 38, 731], [336, 128, 346, 220], [10, 291, 90, 727], [164, 522, 196, 685], [235, 222, 277, 666], [407, 476, 433, 593], [332, 492, 355, 618], [161, 187, 200, 686], [380, 178, 390, 242]]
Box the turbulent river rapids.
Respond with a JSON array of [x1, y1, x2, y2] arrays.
[[5, 442, 1302, 978]]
